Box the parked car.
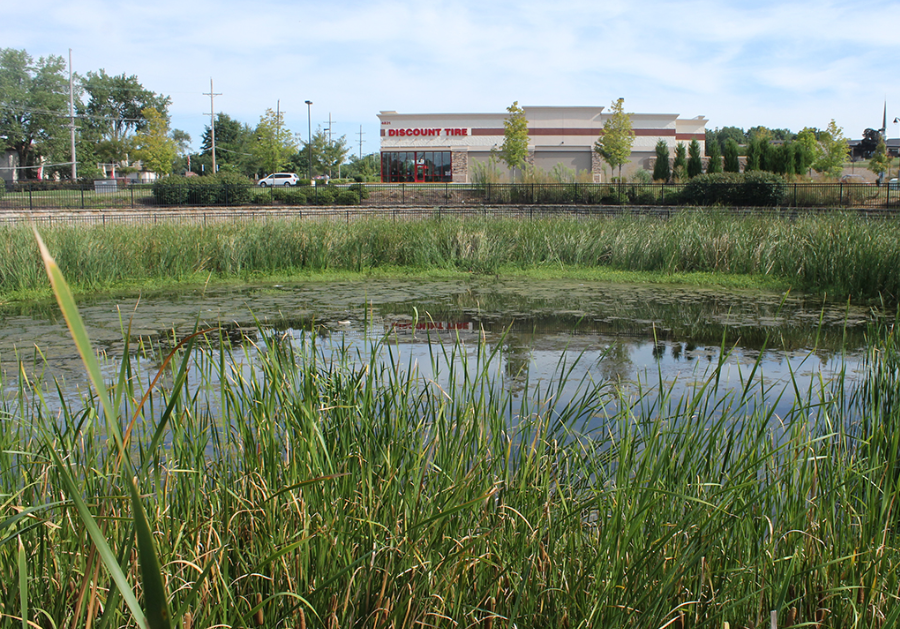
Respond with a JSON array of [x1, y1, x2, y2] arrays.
[[258, 172, 300, 187], [839, 174, 868, 184], [889, 178, 899, 191]]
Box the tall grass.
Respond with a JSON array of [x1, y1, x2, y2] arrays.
[[2, 234, 900, 626], [1, 211, 900, 302]]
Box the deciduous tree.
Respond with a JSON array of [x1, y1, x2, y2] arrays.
[[299, 127, 350, 179], [594, 98, 634, 181], [79, 69, 170, 175], [868, 137, 891, 180], [252, 108, 296, 175], [500, 101, 529, 181], [813, 119, 849, 179], [794, 128, 819, 175], [200, 113, 255, 176], [0, 48, 69, 178], [131, 107, 176, 175]]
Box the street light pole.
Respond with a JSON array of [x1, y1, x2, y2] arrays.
[[305, 100, 313, 182], [894, 117, 900, 181]]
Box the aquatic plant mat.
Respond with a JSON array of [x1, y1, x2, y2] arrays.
[[2, 232, 900, 628]]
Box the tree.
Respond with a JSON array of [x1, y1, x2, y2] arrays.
[[723, 139, 741, 173], [707, 126, 747, 155], [0, 48, 70, 178], [298, 127, 350, 179], [813, 119, 849, 179], [500, 101, 529, 180], [672, 142, 687, 181], [200, 113, 255, 176], [868, 137, 891, 180], [251, 108, 296, 175], [131, 107, 176, 175], [745, 136, 761, 171], [652, 139, 670, 182], [594, 98, 634, 181], [79, 69, 170, 175], [794, 128, 819, 175], [343, 153, 380, 181], [170, 129, 191, 156], [687, 139, 703, 178], [706, 138, 722, 174]]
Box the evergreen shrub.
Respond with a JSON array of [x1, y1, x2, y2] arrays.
[[681, 172, 787, 207]]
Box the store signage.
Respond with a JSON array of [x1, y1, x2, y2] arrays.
[[387, 128, 468, 137]]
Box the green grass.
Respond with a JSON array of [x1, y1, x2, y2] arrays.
[[2, 241, 900, 626], [1, 211, 899, 304]]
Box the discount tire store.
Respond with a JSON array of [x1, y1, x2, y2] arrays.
[[378, 106, 707, 183]]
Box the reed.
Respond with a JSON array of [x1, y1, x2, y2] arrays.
[[1, 233, 900, 627], [1, 211, 900, 302]]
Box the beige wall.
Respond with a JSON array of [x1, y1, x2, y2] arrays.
[[378, 107, 706, 182]]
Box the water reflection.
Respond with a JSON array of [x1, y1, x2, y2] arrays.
[[0, 278, 882, 411]]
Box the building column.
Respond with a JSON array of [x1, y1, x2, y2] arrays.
[[451, 150, 468, 183], [591, 150, 604, 183]]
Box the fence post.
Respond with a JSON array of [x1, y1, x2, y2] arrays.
[[793, 183, 797, 207], [81, 184, 85, 209], [28, 184, 33, 212], [840, 183, 844, 206]]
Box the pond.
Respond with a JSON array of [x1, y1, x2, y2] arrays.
[[0, 277, 879, 421]]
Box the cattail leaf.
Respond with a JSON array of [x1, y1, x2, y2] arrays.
[[46, 447, 148, 628], [128, 476, 171, 629], [18, 535, 27, 629]]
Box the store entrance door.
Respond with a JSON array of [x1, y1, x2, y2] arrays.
[[416, 162, 429, 182]]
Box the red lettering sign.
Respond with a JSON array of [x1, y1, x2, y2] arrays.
[[386, 128, 469, 138]]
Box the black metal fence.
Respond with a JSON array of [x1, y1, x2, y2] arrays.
[[2, 180, 899, 211]]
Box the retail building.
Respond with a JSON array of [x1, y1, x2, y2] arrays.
[[378, 106, 707, 183]]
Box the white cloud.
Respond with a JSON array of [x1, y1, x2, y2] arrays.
[[3, 0, 899, 149]]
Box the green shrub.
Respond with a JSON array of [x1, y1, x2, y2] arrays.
[[600, 190, 628, 205], [681, 171, 787, 207], [152, 172, 253, 206], [281, 188, 309, 205], [335, 190, 361, 206], [254, 191, 272, 205], [315, 186, 337, 205], [347, 183, 370, 200]]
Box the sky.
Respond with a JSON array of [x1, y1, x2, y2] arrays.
[[4, 0, 900, 155]]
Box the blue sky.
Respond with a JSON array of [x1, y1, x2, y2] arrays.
[[4, 0, 899, 154]]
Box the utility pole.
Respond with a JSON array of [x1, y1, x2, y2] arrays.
[[68, 49, 77, 180], [204, 79, 221, 173], [357, 125, 365, 159]]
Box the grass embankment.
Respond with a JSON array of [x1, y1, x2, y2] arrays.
[[1, 211, 900, 303], [2, 304, 900, 626]]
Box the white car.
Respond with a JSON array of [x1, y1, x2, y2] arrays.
[[258, 172, 300, 187], [889, 178, 899, 191]]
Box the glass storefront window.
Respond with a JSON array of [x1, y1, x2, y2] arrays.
[[381, 151, 452, 183]]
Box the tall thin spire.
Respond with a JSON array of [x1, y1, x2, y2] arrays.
[[882, 100, 887, 136]]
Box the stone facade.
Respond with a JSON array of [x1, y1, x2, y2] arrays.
[[451, 150, 468, 183]]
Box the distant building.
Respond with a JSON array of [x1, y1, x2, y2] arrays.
[[378, 106, 707, 183]]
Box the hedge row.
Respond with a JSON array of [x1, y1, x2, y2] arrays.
[[254, 184, 369, 206], [680, 172, 788, 207], [151, 172, 255, 206]]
